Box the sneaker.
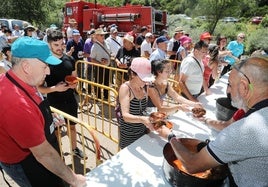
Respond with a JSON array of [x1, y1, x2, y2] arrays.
[[73, 147, 88, 159]]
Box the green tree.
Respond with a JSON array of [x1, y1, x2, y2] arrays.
[[193, 0, 239, 34], [0, 0, 64, 29]]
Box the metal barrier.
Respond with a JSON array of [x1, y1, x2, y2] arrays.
[[163, 78, 182, 106], [76, 77, 120, 153], [167, 59, 181, 81], [76, 60, 128, 92], [50, 107, 102, 175]]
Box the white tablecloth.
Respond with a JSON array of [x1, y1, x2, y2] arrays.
[[86, 74, 229, 187]]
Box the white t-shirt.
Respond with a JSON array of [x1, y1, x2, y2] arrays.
[[140, 40, 152, 57], [105, 36, 122, 56], [180, 54, 204, 95], [66, 27, 73, 40]]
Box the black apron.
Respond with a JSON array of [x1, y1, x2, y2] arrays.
[[6, 73, 65, 187]]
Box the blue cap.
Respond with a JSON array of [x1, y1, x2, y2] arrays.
[[11, 37, 61, 65], [156, 36, 169, 44], [72, 29, 80, 35], [110, 24, 117, 28]]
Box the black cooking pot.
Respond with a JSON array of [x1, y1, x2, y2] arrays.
[[163, 139, 228, 187], [216, 97, 237, 121]]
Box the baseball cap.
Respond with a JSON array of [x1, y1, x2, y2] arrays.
[[156, 36, 169, 44], [11, 37, 61, 65], [110, 27, 118, 34], [110, 24, 117, 28], [72, 29, 80, 35], [130, 57, 154, 82], [87, 29, 95, 35], [200, 32, 213, 40], [24, 25, 35, 31], [160, 29, 168, 35], [145, 32, 153, 38]]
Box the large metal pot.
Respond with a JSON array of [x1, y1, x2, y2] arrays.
[[163, 138, 228, 187], [216, 97, 237, 121]]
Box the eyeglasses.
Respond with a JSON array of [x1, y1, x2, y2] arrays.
[[239, 36, 245, 39], [233, 59, 253, 90]]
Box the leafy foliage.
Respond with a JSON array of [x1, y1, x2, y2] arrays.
[[0, 0, 267, 54], [246, 27, 268, 54]]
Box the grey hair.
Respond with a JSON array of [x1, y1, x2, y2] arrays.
[[11, 56, 24, 66], [11, 57, 33, 67], [240, 57, 268, 85]]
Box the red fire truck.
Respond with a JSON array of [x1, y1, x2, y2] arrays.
[[63, 0, 167, 36]]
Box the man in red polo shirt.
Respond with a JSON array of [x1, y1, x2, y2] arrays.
[[0, 37, 86, 187]]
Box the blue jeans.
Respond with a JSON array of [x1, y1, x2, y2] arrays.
[[0, 162, 32, 187]]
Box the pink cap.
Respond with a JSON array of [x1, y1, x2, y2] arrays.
[[179, 35, 192, 45], [130, 57, 154, 82]]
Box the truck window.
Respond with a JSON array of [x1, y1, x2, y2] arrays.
[[66, 7, 73, 16]]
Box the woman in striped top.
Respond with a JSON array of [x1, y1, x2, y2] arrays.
[[118, 57, 155, 149]]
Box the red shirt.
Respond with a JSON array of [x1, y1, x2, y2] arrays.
[[203, 55, 212, 85], [232, 109, 245, 121], [0, 71, 46, 163]]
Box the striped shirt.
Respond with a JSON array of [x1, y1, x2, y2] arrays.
[[119, 87, 147, 149]]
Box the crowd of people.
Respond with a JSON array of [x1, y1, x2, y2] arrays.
[[0, 19, 268, 187]]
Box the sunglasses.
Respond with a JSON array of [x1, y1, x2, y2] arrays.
[[239, 36, 245, 39]]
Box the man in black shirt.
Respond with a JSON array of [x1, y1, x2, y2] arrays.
[[135, 26, 148, 54], [114, 34, 140, 90], [38, 30, 86, 159]]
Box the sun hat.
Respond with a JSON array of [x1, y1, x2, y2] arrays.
[[11, 37, 61, 65], [179, 35, 192, 45], [72, 29, 80, 35], [68, 18, 77, 24], [95, 28, 108, 35], [123, 34, 134, 44], [200, 32, 213, 40], [130, 57, 154, 82], [156, 36, 169, 44], [174, 27, 184, 33]]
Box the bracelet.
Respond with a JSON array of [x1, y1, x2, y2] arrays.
[[167, 133, 176, 142]]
